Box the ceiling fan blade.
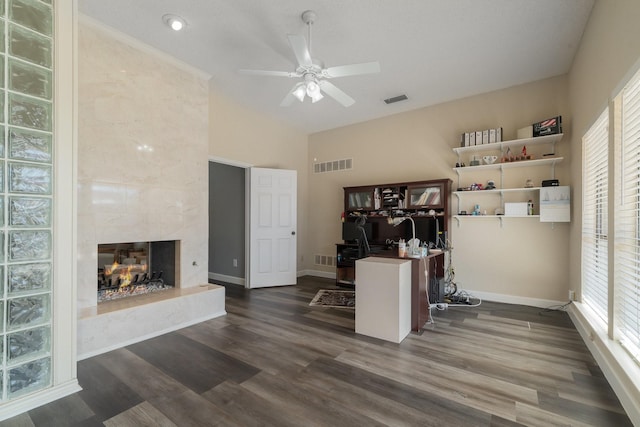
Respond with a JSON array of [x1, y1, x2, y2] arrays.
[[287, 34, 312, 67], [318, 80, 355, 107], [323, 61, 381, 78], [238, 69, 299, 78]]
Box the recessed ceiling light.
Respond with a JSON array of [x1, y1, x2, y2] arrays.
[[162, 14, 186, 31]]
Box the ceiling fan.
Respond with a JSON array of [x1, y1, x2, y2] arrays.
[[239, 10, 380, 107]]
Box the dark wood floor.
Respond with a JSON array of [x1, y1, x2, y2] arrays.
[[1, 276, 632, 426]]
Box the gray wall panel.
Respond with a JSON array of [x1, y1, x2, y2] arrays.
[[209, 162, 245, 278]]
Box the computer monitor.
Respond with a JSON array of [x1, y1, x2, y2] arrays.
[[342, 221, 372, 243], [343, 220, 372, 258], [414, 216, 445, 248]]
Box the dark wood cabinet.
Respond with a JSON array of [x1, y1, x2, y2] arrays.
[[343, 178, 450, 215], [335, 243, 359, 286], [341, 179, 451, 244], [337, 178, 451, 333], [406, 181, 446, 210], [337, 178, 452, 287], [344, 186, 375, 211]]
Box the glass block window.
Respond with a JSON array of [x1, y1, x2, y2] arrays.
[[0, 0, 54, 401]]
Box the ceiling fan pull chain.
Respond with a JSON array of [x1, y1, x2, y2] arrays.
[[308, 16, 313, 57]]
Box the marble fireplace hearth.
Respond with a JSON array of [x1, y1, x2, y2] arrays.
[[77, 284, 226, 359], [79, 237, 225, 360]]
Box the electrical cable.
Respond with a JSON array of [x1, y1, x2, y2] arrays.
[[422, 256, 435, 324], [539, 300, 572, 314], [425, 238, 485, 323]]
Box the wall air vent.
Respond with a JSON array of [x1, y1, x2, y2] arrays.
[[384, 94, 408, 104], [315, 254, 336, 266], [313, 158, 353, 174]]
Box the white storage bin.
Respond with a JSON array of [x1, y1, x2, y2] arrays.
[[505, 202, 528, 216]]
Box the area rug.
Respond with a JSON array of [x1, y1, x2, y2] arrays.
[[309, 289, 355, 309]]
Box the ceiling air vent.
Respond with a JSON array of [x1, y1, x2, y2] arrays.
[[384, 94, 408, 105]]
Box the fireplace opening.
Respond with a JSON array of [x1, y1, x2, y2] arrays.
[[97, 240, 178, 303]]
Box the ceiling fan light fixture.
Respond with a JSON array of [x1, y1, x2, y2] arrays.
[[239, 10, 380, 108], [306, 80, 320, 97], [310, 91, 324, 103], [163, 14, 186, 31], [293, 84, 306, 102]]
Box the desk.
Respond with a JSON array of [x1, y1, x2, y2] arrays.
[[335, 243, 445, 333], [371, 250, 445, 333]]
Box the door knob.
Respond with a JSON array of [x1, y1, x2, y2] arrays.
[[291, 231, 296, 235]]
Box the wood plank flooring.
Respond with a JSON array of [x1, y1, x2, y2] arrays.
[[0, 276, 632, 426]]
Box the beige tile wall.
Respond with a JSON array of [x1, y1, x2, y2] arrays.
[[77, 20, 210, 308]]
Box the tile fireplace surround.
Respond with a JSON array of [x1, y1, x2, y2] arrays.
[[76, 20, 225, 358]]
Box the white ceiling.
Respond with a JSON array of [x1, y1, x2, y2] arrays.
[[78, 0, 594, 134]]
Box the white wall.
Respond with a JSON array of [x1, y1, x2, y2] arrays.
[[208, 87, 310, 273], [566, 1, 640, 423], [76, 19, 210, 308], [308, 76, 571, 304], [567, 0, 640, 296]]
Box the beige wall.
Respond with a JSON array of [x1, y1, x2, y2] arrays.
[[567, 0, 640, 296], [77, 20, 210, 308], [208, 87, 309, 270], [309, 76, 570, 303]]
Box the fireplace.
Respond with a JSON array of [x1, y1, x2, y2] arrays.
[[97, 241, 178, 303]]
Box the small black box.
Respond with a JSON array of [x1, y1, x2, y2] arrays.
[[533, 116, 562, 137], [542, 179, 559, 187], [429, 277, 444, 304]]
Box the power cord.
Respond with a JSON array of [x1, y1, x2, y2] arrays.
[[425, 246, 482, 322], [440, 245, 481, 308], [539, 300, 572, 314], [422, 257, 434, 324]]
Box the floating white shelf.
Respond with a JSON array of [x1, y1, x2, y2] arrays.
[[453, 214, 540, 227], [451, 132, 565, 228], [453, 187, 543, 198], [452, 133, 563, 155], [453, 157, 563, 174], [453, 215, 540, 219]]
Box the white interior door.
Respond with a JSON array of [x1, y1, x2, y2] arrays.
[[247, 167, 297, 288]]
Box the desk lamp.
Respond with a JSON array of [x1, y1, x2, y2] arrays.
[[355, 215, 371, 258], [387, 216, 420, 257]]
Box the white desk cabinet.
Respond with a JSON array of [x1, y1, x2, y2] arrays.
[[355, 257, 412, 343]]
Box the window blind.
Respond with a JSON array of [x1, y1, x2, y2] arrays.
[[616, 68, 640, 362], [582, 108, 609, 324]]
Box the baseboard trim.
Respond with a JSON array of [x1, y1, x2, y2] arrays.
[[459, 289, 566, 309], [568, 303, 640, 426], [0, 379, 82, 422], [300, 272, 566, 308], [299, 269, 336, 279], [208, 272, 245, 286]]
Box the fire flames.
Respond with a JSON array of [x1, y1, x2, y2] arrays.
[[104, 261, 118, 276], [120, 268, 132, 288], [104, 261, 147, 288]]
